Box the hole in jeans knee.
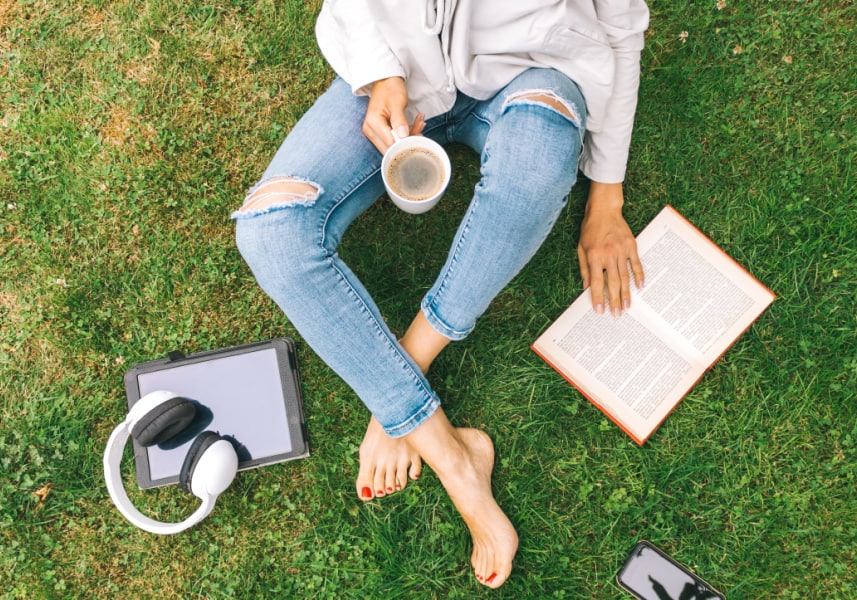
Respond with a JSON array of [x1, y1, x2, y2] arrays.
[[504, 90, 581, 126], [235, 176, 321, 217]]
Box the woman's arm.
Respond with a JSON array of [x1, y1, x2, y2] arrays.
[[317, 3, 426, 154], [578, 0, 649, 184], [316, 1, 405, 97], [577, 2, 649, 314]]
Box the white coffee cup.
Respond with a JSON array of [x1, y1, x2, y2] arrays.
[[381, 131, 451, 214]]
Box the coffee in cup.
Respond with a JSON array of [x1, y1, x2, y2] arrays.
[[385, 147, 446, 201], [381, 133, 451, 214]]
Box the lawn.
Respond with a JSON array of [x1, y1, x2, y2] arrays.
[[1, 0, 854, 597]]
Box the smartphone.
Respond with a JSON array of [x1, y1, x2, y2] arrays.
[[616, 541, 725, 600]]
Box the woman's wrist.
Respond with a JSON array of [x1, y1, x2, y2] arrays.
[[586, 181, 625, 214]]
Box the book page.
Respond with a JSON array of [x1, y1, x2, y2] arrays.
[[633, 207, 776, 359], [555, 310, 694, 422], [637, 229, 755, 354]]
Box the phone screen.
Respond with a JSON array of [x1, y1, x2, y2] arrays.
[[616, 541, 725, 600]]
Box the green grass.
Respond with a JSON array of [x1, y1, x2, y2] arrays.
[[1, 0, 854, 597]]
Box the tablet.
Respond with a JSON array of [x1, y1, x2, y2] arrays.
[[123, 338, 309, 489]]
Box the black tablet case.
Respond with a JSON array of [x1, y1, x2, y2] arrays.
[[123, 338, 309, 489]]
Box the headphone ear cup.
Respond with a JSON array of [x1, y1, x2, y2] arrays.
[[131, 396, 197, 447], [179, 431, 222, 494]]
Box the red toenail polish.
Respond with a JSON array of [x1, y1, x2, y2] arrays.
[[377, 489, 384, 495], [387, 486, 393, 492], [361, 487, 372, 498], [486, 573, 497, 584]]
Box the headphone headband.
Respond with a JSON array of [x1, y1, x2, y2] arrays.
[[103, 390, 237, 535]]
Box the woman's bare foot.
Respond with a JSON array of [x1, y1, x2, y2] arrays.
[[405, 412, 518, 588], [355, 416, 422, 500], [355, 311, 516, 585], [445, 427, 518, 588]]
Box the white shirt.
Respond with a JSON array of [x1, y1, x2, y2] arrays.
[[316, 0, 649, 183]]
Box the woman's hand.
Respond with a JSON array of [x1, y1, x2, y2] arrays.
[[363, 76, 425, 154], [577, 182, 645, 315]]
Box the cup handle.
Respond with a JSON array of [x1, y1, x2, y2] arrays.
[[390, 127, 407, 143]]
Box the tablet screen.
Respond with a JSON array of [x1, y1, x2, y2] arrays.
[[127, 340, 308, 488]]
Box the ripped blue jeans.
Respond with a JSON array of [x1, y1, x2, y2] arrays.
[[234, 68, 585, 437]]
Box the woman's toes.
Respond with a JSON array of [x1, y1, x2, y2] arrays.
[[394, 462, 411, 491], [356, 482, 374, 501], [373, 471, 388, 497], [355, 465, 375, 500], [384, 469, 397, 494]]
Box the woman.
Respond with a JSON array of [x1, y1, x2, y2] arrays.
[[234, 0, 648, 588]]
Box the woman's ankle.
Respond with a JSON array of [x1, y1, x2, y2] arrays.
[[407, 421, 484, 485], [400, 311, 451, 373]]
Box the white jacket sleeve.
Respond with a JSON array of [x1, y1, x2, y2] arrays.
[[578, 0, 649, 183], [315, 0, 406, 96]]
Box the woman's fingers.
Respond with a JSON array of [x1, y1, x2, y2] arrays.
[[363, 77, 410, 153]]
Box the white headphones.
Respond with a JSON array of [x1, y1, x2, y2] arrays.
[[103, 390, 239, 535]]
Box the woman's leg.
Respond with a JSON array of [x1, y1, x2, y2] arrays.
[[421, 68, 586, 341], [234, 78, 442, 441], [393, 69, 587, 587], [355, 309, 449, 499]]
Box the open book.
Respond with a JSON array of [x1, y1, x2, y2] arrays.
[[532, 205, 775, 445]]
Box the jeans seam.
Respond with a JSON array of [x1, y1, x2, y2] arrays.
[[318, 162, 382, 251], [328, 255, 439, 434], [423, 194, 479, 339], [384, 395, 440, 437], [421, 113, 494, 341]]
